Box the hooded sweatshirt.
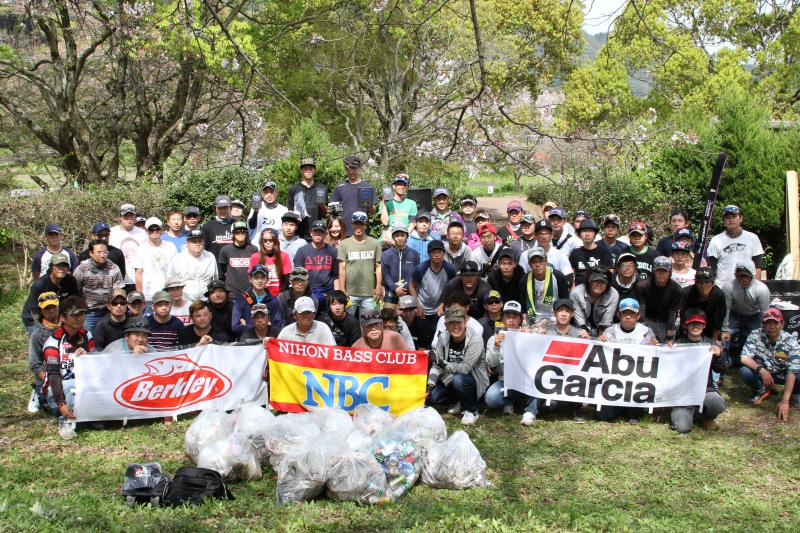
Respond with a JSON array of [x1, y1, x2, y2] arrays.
[[407, 230, 439, 263], [722, 259, 771, 331], [444, 242, 473, 273], [380, 246, 421, 304]]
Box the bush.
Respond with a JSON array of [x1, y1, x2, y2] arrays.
[[165, 166, 261, 220]]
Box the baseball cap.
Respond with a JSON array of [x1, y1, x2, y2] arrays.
[[136, 214, 147, 224], [92, 221, 111, 233], [433, 186, 450, 198], [577, 218, 599, 232], [478, 223, 497, 235], [674, 228, 696, 243], [507, 200, 523, 212], [281, 212, 301, 224], [205, 279, 228, 297], [474, 209, 491, 221], [163, 277, 185, 289], [184, 206, 200, 216], [214, 195, 231, 207], [763, 308, 783, 322], [390, 221, 409, 234], [573, 209, 591, 220], [50, 252, 69, 266], [527, 247, 547, 261], [428, 240, 446, 253], [552, 298, 574, 312], [616, 252, 637, 266], [232, 220, 249, 232], [460, 195, 477, 205], [107, 288, 128, 303], [588, 270, 608, 283], [502, 301, 523, 315], [44, 223, 63, 235], [603, 214, 621, 227], [414, 211, 431, 221], [722, 205, 741, 215], [311, 220, 328, 232], [459, 260, 480, 275], [695, 267, 716, 282], [261, 180, 278, 191], [37, 292, 59, 309], [127, 291, 145, 303], [653, 256, 672, 271], [542, 201, 558, 210], [360, 308, 382, 327], [484, 290, 502, 303], [618, 298, 640, 313], [294, 296, 316, 314], [628, 222, 646, 234], [548, 207, 567, 219], [343, 155, 362, 169], [684, 309, 707, 325], [398, 295, 417, 309], [300, 157, 316, 168], [251, 303, 271, 316], [145, 217, 162, 229], [534, 220, 553, 232], [249, 264, 269, 277], [520, 214, 536, 225], [289, 266, 309, 280], [124, 317, 151, 335], [393, 173, 409, 184], [231, 198, 245, 209], [186, 229, 204, 240], [497, 248, 517, 261], [120, 203, 136, 215], [671, 241, 692, 253], [444, 307, 467, 322], [351, 211, 368, 223], [151, 291, 172, 304]]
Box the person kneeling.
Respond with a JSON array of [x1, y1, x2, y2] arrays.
[[426, 307, 488, 426], [671, 309, 728, 432], [103, 318, 156, 354], [484, 301, 540, 426]]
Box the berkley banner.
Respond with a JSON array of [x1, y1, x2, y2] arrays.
[[73, 345, 267, 422], [267, 339, 428, 416], [502, 333, 713, 409]]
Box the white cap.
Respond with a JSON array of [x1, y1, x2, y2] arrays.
[[502, 301, 523, 315], [294, 296, 316, 314], [145, 217, 163, 229]]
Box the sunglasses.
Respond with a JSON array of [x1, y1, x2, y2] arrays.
[[109, 299, 127, 306], [147, 227, 163, 233], [486, 300, 503, 305], [38, 294, 58, 304], [128, 320, 148, 329], [185, 214, 200, 218], [362, 310, 381, 321]]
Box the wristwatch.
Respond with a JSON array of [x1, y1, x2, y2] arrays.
[[755, 365, 763, 374]]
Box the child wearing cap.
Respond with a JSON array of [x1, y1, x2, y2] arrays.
[[599, 298, 658, 345], [430, 187, 464, 239], [109, 203, 147, 291], [277, 267, 319, 326], [378, 174, 417, 236], [407, 212, 440, 263], [147, 291, 184, 351], [672, 308, 728, 432], [380, 222, 421, 309], [670, 241, 696, 288], [707, 205, 765, 288], [32, 223, 79, 280]]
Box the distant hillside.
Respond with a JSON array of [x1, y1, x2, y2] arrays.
[[581, 31, 608, 62]]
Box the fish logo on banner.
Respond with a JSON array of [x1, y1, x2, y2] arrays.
[[113, 354, 232, 411]]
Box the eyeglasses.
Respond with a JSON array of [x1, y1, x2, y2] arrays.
[[185, 214, 199, 218], [109, 300, 127, 307], [147, 227, 163, 233], [92, 250, 109, 255]]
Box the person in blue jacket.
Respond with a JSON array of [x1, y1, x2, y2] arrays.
[[231, 264, 282, 336], [380, 222, 421, 309]]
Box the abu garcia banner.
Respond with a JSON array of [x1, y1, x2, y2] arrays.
[[502, 333, 713, 410]]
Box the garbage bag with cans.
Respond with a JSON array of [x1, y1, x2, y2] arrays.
[[196, 432, 262, 482], [420, 430, 489, 489], [184, 408, 237, 463], [233, 402, 277, 463], [391, 406, 447, 449]]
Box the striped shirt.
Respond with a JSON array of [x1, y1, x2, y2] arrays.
[[147, 316, 184, 351]]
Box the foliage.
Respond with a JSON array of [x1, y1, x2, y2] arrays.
[[165, 167, 262, 222]]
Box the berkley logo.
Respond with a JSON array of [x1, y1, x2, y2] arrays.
[[113, 354, 232, 411]]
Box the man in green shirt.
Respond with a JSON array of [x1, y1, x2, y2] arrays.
[[337, 211, 383, 316], [379, 174, 417, 238]]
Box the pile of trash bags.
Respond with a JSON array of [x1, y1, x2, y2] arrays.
[[184, 403, 489, 504]]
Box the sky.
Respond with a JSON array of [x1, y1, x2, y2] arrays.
[[583, 0, 628, 34]]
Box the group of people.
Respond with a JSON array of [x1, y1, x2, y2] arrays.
[[22, 154, 800, 439]]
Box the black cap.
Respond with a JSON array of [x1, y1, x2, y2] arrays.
[[459, 260, 480, 275], [695, 267, 716, 281], [497, 248, 518, 261], [573, 209, 591, 220], [311, 220, 328, 232], [184, 206, 200, 216], [534, 219, 553, 232], [186, 229, 204, 239], [205, 279, 228, 297], [281, 212, 301, 224], [553, 298, 574, 312], [460, 194, 477, 205], [427, 240, 445, 253], [343, 155, 361, 169]]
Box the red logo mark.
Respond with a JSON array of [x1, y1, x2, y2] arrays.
[[113, 354, 232, 411], [542, 341, 589, 366]]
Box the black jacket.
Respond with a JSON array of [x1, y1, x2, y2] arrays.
[[487, 265, 526, 304]]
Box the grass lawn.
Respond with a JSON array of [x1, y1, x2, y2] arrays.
[[1, 248, 799, 532]]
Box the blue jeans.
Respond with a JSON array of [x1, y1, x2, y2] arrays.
[[739, 366, 800, 395], [484, 380, 538, 415], [46, 378, 76, 422], [725, 312, 762, 366], [346, 296, 375, 316], [429, 373, 478, 414], [83, 309, 108, 335]]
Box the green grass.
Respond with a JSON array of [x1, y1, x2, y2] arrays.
[[1, 245, 799, 531], [462, 172, 549, 198]]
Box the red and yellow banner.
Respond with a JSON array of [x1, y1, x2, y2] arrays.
[[267, 339, 428, 416]]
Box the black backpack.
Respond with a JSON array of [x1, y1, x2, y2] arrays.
[[162, 467, 234, 507], [121, 463, 170, 507]]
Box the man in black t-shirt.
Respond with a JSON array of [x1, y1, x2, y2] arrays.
[[569, 219, 612, 286], [628, 221, 658, 280], [287, 157, 329, 240], [317, 290, 361, 347], [439, 261, 490, 320]]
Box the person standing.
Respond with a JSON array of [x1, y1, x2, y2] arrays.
[[569, 219, 613, 286], [627, 221, 658, 280], [611, 252, 639, 301], [287, 157, 329, 241], [31, 223, 79, 279], [247, 179, 288, 244], [331, 156, 378, 236], [201, 195, 234, 260], [519, 247, 569, 325], [429, 187, 464, 239], [510, 214, 538, 262], [108, 203, 146, 292], [379, 173, 417, 236], [232, 264, 283, 337], [278, 212, 306, 264], [409, 240, 457, 344], [77, 222, 126, 282], [459, 195, 479, 236], [131, 217, 177, 312], [182, 206, 203, 233], [655, 209, 691, 257], [73, 239, 124, 332], [293, 220, 340, 302], [670, 241, 696, 288], [472, 223, 509, 278], [380, 222, 420, 310], [496, 200, 524, 246], [165, 229, 218, 303], [596, 214, 630, 265], [337, 211, 383, 315], [21, 253, 79, 335], [683, 267, 726, 341], [217, 220, 258, 301], [318, 290, 362, 347], [406, 212, 439, 264], [249, 228, 291, 297], [721, 260, 771, 366], [161, 208, 187, 253], [520, 219, 572, 283], [443, 221, 473, 273], [548, 207, 578, 257], [707, 205, 765, 288]]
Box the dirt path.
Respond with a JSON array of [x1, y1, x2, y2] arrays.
[[475, 196, 542, 222]]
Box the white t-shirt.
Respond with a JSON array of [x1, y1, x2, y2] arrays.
[[671, 268, 696, 289], [604, 323, 655, 345], [171, 301, 193, 325], [109, 225, 146, 285], [130, 240, 177, 300], [248, 203, 288, 245], [554, 232, 578, 256], [707, 230, 764, 288], [165, 250, 219, 302]]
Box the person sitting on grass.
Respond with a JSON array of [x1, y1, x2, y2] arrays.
[[146, 291, 183, 352], [177, 300, 229, 347], [27, 292, 61, 414], [739, 309, 800, 419], [671, 309, 728, 432], [237, 303, 280, 346], [103, 317, 156, 354], [318, 290, 361, 347]]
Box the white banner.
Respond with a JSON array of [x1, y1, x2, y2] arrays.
[[74, 345, 268, 422], [502, 333, 713, 409]]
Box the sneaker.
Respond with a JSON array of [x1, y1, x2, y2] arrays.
[[520, 412, 536, 426], [447, 402, 462, 416], [701, 419, 719, 431], [461, 411, 479, 425], [58, 420, 77, 440], [502, 404, 515, 415], [27, 389, 40, 413], [572, 412, 586, 423], [747, 389, 770, 405]]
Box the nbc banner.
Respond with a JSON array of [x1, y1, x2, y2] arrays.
[[502, 333, 713, 409], [267, 339, 428, 416]]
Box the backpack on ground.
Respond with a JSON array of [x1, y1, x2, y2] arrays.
[[121, 462, 170, 507], [162, 467, 234, 507]]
